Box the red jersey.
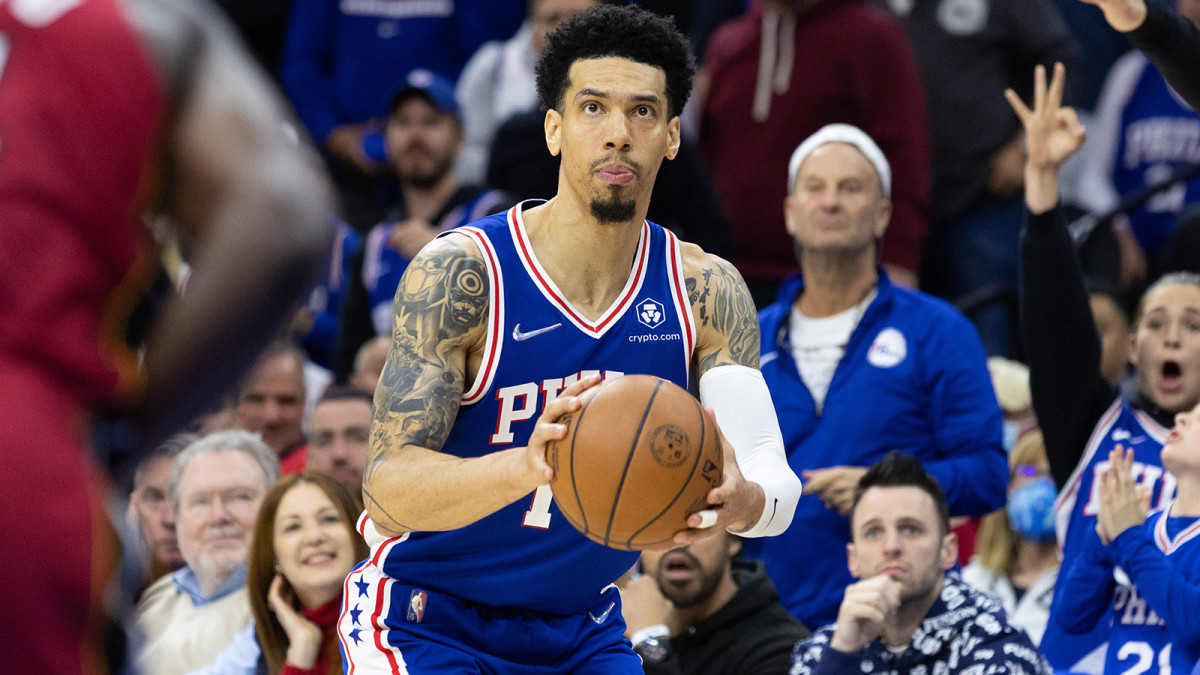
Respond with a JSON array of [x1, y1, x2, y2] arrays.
[[0, 0, 166, 405]]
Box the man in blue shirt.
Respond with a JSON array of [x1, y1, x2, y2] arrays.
[[752, 123, 1007, 628]]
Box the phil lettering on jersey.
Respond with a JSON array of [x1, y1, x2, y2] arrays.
[[491, 370, 625, 444]]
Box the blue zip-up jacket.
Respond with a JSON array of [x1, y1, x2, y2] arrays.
[[746, 270, 1007, 627]]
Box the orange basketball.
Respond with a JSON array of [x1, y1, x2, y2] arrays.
[[547, 374, 723, 551]]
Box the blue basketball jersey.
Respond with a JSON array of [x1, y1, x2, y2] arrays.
[[360, 202, 696, 615], [1112, 55, 1200, 258], [1042, 398, 1172, 672], [1104, 508, 1200, 675]]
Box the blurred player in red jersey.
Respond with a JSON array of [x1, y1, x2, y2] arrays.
[[0, 0, 333, 671]]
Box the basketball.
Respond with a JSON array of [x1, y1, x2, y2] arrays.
[[547, 375, 724, 551]]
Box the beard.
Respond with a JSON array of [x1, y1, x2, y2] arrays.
[[395, 146, 455, 189], [589, 189, 637, 224], [654, 552, 725, 610], [897, 566, 943, 607]]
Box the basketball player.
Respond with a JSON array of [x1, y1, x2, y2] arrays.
[[0, 0, 332, 672], [1014, 63, 1200, 672], [343, 5, 802, 673]]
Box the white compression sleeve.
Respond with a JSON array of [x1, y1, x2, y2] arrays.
[[698, 365, 802, 538]]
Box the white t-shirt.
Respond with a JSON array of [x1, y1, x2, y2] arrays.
[[789, 291, 875, 414]]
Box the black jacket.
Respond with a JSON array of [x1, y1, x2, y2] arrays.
[[1129, 0, 1200, 113], [643, 560, 809, 675]]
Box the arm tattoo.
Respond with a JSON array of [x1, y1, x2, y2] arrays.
[[689, 257, 760, 375], [363, 237, 488, 526]]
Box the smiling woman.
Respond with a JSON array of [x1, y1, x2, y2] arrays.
[[247, 472, 369, 675]]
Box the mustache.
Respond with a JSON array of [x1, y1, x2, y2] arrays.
[[656, 548, 700, 574], [400, 141, 433, 157], [203, 525, 244, 540], [589, 155, 642, 176]]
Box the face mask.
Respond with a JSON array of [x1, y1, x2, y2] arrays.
[[1002, 420, 1022, 452], [1006, 477, 1057, 543]]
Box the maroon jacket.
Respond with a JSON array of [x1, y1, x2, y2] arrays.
[[700, 0, 931, 287]]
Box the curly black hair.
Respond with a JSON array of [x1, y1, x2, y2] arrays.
[[535, 4, 695, 120], [850, 450, 951, 537]]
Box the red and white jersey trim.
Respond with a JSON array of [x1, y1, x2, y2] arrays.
[[452, 227, 504, 405], [663, 228, 696, 374], [1132, 407, 1170, 445], [1054, 399, 1124, 547], [1153, 501, 1200, 554], [357, 512, 410, 567], [508, 205, 650, 338], [339, 563, 409, 674], [1053, 399, 1169, 549]]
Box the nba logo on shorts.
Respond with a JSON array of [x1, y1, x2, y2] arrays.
[[637, 298, 665, 329], [407, 589, 428, 623]]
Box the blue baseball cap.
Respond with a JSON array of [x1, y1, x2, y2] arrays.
[[388, 69, 461, 118]]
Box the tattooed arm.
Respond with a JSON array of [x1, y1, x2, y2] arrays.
[[675, 246, 801, 541], [685, 245, 762, 375], [362, 233, 595, 535]]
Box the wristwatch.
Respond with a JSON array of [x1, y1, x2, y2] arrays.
[[635, 635, 671, 664]]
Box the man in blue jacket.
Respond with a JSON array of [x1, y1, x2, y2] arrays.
[[749, 123, 1008, 628]]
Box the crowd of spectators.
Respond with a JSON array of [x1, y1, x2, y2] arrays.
[[99, 0, 1200, 673]]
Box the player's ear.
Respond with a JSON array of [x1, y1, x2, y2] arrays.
[[846, 542, 859, 577], [545, 109, 563, 157], [665, 116, 680, 161]]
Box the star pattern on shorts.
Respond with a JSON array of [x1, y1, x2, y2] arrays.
[[355, 579, 369, 598], [350, 605, 363, 626], [348, 628, 363, 645]]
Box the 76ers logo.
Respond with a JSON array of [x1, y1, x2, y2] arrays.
[[637, 298, 665, 329]]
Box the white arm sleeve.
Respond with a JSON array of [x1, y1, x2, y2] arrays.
[[698, 364, 802, 538]]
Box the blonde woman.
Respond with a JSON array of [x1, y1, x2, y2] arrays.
[[962, 431, 1059, 645]]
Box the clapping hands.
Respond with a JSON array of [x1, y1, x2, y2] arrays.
[[1096, 445, 1152, 544]]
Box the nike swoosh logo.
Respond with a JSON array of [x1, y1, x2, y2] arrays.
[[512, 322, 562, 341], [589, 601, 615, 624], [761, 498, 780, 531]]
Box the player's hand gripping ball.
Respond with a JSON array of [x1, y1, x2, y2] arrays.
[[547, 375, 723, 550]]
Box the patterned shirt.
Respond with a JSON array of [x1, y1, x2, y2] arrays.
[[790, 573, 1052, 675]]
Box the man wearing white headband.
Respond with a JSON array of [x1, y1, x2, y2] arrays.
[[746, 123, 1008, 628]]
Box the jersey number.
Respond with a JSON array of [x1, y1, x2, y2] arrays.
[[522, 485, 553, 529], [1116, 641, 1171, 675]]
